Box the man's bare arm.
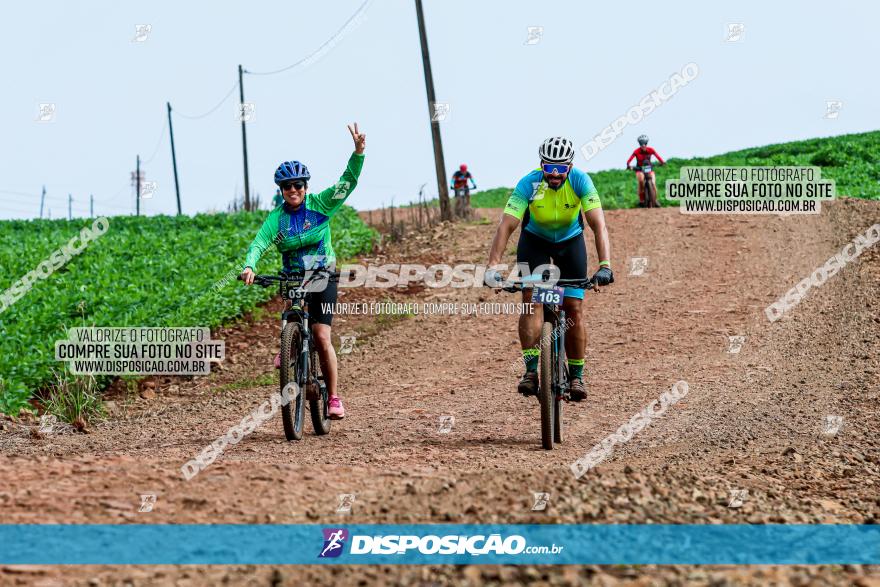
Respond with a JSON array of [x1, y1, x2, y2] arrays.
[[488, 214, 521, 267], [584, 208, 611, 266]]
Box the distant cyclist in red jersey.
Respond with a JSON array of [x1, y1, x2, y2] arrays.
[[451, 164, 477, 217], [451, 164, 476, 192], [626, 135, 665, 207]]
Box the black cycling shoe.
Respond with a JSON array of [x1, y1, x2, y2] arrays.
[[567, 378, 587, 402], [517, 372, 539, 397]]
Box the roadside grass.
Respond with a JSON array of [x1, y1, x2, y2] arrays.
[[41, 372, 105, 430], [214, 371, 276, 394]]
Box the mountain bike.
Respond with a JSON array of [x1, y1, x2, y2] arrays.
[[453, 186, 475, 219], [502, 277, 595, 450], [631, 164, 659, 208], [240, 268, 338, 440]]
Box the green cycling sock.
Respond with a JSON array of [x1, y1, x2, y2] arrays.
[[523, 349, 539, 373], [567, 358, 584, 380]]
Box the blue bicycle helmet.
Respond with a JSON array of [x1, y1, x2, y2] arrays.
[[274, 160, 311, 185]]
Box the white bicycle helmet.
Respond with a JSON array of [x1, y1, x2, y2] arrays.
[[637, 135, 649, 146], [539, 137, 575, 163]]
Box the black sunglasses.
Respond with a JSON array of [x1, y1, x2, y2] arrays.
[[281, 180, 307, 191]]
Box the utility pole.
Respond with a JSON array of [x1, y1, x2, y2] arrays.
[[90, 194, 94, 218], [136, 155, 141, 216], [39, 186, 45, 218], [68, 194, 72, 220], [167, 102, 182, 215], [414, 0, 451, 222], [238, 65, 251, 211]]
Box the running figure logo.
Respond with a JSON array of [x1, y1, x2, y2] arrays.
[[727, 335, 747, 354], [319, 528, 349, 558], [727, 489, 748, 508], [36, 103, 56, 122], [431, 102, 451, 122], [822, 415, 844, 436], [824, 100, 843, 120], [532, 492, 550, 511], [139, 494, 157, 513], [629, 257, 649, 276], [726, 23, 745, 42]]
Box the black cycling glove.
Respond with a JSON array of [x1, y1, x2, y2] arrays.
[[484, 268, 504, 287], [591, 267, 614, 286]]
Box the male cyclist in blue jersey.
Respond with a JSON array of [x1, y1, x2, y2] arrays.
[[240, 123, 367, 420], [485, 137, 612, 402]]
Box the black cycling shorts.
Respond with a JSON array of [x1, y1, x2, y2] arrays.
[[516, 229, 588, 299], [302, 273, 338, 326]]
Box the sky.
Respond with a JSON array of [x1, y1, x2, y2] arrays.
[[0, 0, 876, 220]]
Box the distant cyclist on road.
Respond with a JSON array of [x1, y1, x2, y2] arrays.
[[451, 164, 477, 193], [626, 135, 665, 207], [485, 137, 613, 402], [240, 123, 367, 420], [451, 164, 477, 217]]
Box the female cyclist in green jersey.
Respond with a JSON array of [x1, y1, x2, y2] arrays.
[[240, 123, 366, 419]]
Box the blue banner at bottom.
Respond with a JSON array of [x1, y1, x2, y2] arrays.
[[1, 524, 878, 565]]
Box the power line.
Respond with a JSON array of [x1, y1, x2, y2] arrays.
[[91, 183, 136, 210], [244, 0, 373, 76], [143, 118, 168, 164], [174, 82, 239, 120], [0, 187, 131, 211], [0, 203, 46, 215], [0, 188, 82, 207], [0, 188, 42, 199]]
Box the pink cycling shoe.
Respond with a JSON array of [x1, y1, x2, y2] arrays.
[[328, 396, 345, 420]]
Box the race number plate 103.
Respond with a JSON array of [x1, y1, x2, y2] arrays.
[[532, 286, 564, 305]]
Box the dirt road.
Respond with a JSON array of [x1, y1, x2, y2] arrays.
[[1, 200, 879, 585]]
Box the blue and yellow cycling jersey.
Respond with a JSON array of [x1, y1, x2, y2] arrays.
[[503, 167, 601, 242]]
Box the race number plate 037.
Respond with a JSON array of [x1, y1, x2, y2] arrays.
[[281, 281, 304, 301], [532, 286, 564, 305]]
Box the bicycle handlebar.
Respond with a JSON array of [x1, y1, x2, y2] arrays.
[[238, 267, 340, 288], [498, 278, 596, 294]]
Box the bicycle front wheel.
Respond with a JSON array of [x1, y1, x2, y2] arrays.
[[309, 344, 331, 435], [539, 321, 555, 450], [646, 175, 657, 207], [280, 323, 305, 441], [554, 345, 566, 444]]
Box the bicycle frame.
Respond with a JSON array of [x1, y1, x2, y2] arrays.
[[248, 268, 337, 398], [542, 303, 569, 399]]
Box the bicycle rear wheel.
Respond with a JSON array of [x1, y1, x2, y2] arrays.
[[280, 323, 305, 441], [309, 345, 331, 435], [539, 322, 555, 450]]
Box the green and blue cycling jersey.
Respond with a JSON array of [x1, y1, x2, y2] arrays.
[[244, 152, 364, 273], [503, 167, 601, 242]]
